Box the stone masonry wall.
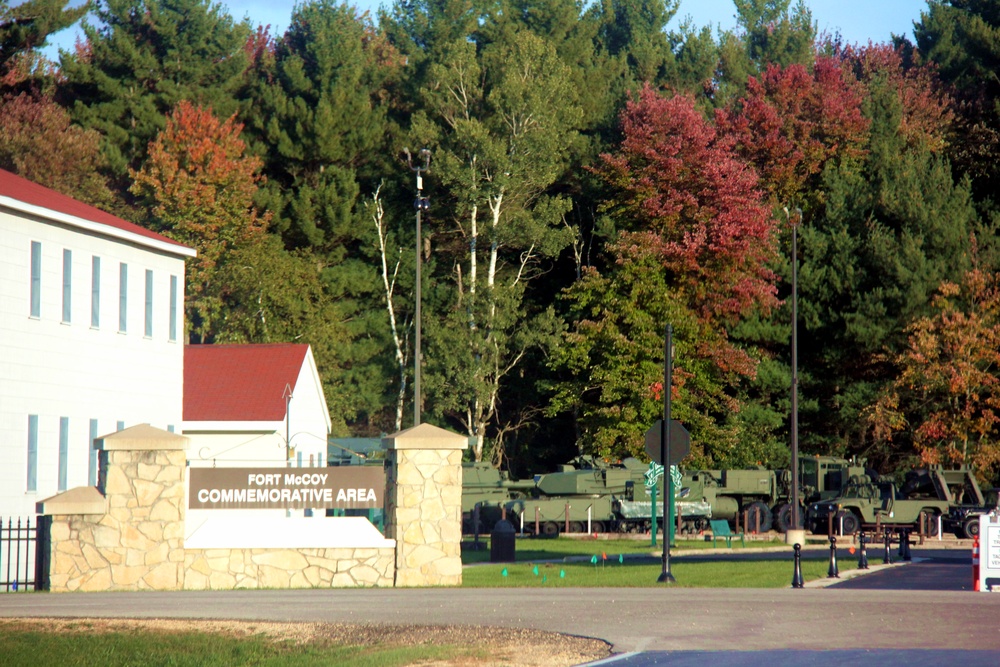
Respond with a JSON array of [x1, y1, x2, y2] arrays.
[[183, 547, 394, 589], [47, 448, 186, 592], [388, 447, 464, 587]]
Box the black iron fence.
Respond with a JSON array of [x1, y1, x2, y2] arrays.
[[1, 516, 48, 592]]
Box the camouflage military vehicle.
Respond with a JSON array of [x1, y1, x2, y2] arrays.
[[803, 466, 980, 535], [502, 456, 710, 536]]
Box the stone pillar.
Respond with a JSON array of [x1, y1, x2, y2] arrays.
[[383, 423, 468, 586], [37, 424, 188, 592]]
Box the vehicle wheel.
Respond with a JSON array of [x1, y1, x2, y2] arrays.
[[775, 503, 804, 533], [592, 521, 606, 534], [744, 501, 773, 533], [964, 516, 980, 539], [836, 510, 859, 535], [542, 521, 559, 537], [569, 521, 584, 534]]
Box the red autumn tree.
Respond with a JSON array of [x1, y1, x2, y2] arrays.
[[131, 100, 270, 342], [600, 84, 780, 326], [716, 56, 870, 206], [550, 86, 781, 462]]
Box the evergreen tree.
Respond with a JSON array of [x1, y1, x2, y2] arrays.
[[57, 0, 251, 192], [914, 0, 1000, 201], [0, 0, 85, 77], [798, 46, 982, 466]]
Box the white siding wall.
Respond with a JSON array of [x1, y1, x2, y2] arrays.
[[0, 210, 187, 518]]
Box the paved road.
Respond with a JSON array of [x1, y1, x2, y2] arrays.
[[2, 545, 996, 658]]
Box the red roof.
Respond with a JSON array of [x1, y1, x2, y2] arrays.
[[184, 344, 310, 422], [0, 167, 189, 251]]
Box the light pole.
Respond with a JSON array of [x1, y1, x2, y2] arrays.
[[405, 148, 430, 427], [785, 206, 802, 529], [658, 323, 676, 583]]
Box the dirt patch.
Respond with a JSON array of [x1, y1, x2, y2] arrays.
[[1, 618, 611, 666]]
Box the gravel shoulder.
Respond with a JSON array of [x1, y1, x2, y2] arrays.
[[2, 618, 612, 667]]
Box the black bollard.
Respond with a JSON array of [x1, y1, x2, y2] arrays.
[[858, 531, 869, 570], [792, 543, 804, 588], [900, 529, 911, 561], [883, 529, 893, 565], [827, 535, 840, 578]]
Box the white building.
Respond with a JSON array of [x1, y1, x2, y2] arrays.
[[0, 168, 195, 519], [182, 343, 331, 469]]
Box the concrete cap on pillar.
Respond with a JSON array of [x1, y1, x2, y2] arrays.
[[382, 423, 469, 450], [95, 423, 189, 451]]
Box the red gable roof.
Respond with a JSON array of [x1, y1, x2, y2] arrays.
[[0, 167, 189, 251], [184, 344, 310, 422]]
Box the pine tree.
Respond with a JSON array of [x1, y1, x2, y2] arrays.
[[57, 0, 250, 191]]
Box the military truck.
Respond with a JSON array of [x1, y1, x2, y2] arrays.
[[803, 466, 982, 535], [680, 455, 872, 534]]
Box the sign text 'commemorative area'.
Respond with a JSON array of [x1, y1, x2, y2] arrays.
[[188, 466, 385, 510]]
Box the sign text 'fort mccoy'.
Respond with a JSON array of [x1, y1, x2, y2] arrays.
[[188, 466, 385, 510]]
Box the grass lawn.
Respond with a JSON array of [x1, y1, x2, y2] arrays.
[[0, 620, 481, 667], [462, 535, 859, 587]]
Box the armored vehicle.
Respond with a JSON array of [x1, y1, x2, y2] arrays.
[[944, 487, 997, 538], [503, 456, 710, 536], [461, 462, 534, 533]]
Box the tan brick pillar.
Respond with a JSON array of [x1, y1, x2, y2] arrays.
[[37, 423, 189, 591], [383, 423, 468, 586]]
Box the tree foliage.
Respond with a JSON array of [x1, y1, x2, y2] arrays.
[[551, 87, 780, 463], [130, 100, 268, 342], [868, 266, 1000, 479]]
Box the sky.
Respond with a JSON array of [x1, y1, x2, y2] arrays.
[[35, 0, 930, 59]]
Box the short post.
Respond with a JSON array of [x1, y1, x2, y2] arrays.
[[473, 504, 481, 546], [587, 505, 592, 535], [827, 513, 833, 538], [918, 512, 925, 545], [875, 513, 881, 536], [900, 529, 911, 561], [519, 510, 524, 536], [535, 506, 540, 535], [678, 506, 684, 538], [858, 531, 869, 570], [792, 543, 804, 588], [883, 529, 893, 565], [500, 504, 506, 522], [827, 535, 840, 578], [564, 503, 571, 534]]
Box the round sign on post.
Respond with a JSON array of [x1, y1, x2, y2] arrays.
[[644, 419, 691, 465]]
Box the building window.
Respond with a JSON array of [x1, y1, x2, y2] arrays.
[[89, 419, 99, 487], [118, 262, 127, 332], [30, 241, 41, 318], [144, 269, 153, 337], [169, 275, 178, 342], [62, 249, 72, 323], [91, 256, 101, 328], [59, 417, 69, 492], [27, 415, 38, 492]]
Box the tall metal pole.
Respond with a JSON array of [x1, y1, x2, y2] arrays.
[[790, 208, 802, 529], [406, 149, 430, 427], [658, 323, 676, 583]]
